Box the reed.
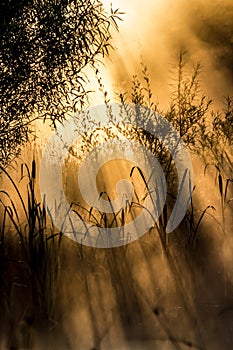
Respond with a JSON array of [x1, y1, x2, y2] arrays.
[[0, 52, 232, 349]]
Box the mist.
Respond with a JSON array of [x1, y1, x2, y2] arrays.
[[102, 0, 232, 108], [0, 1, 233, 349]]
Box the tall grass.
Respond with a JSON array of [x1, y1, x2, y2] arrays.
[[0, 160, 63, 348], [0, 52, 232, 349]]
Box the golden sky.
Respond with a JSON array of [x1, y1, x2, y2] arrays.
[[100, 0, 232, 109]]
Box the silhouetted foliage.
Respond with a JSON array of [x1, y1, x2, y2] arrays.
[[0, 0, 121, 166]]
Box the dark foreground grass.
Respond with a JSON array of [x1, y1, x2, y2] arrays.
[[0, 151, 232, 350]]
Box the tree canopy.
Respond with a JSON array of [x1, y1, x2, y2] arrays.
[[0, 0, 121, 166]]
